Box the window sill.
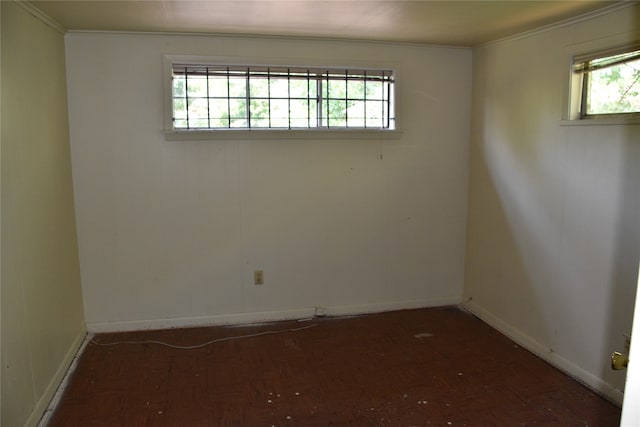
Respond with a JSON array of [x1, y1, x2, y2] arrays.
[[560, 116, 640, 126], [163, 129, 403, 141]]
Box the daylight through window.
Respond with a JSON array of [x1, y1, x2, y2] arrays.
[[573, 47, 640, 117], [171, 65, 395, 130]]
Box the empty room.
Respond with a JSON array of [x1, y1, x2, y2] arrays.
[[2, 0, 640, 425]]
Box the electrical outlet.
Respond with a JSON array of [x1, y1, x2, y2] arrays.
[[254, 270, 264, 285]]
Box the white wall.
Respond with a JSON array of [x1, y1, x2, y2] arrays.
[[1, 3, 86, 426], [65, 33, 471, 331], [464, 3, 640, 404]]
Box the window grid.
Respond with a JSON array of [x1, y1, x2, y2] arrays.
[[245, 72, 251, 128], [287, 71, 291, 129], [226, 68, 231, 128], [172, 65, 395, 130], [364, 72, 367, 124], [267, 69, 272, 128], [205, 67, 210, 128]]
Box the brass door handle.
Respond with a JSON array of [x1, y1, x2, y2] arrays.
[[611, 352, 629, 370]]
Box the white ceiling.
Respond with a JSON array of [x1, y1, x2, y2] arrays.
[[32, 0, 621, 46]]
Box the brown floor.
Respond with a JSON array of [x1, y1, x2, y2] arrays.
[[47, 307, 621, 426]]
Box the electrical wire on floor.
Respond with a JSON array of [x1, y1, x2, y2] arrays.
[[89, 323, 318, 350]]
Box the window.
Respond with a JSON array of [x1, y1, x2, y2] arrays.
[[572, 46, 640, 118], [170, 64, 395, 131]]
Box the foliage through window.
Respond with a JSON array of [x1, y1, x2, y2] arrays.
[[171, 65, 395, 130], [573, 47, 640, 117]]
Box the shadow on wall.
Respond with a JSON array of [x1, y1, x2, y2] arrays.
[[602, 6, 640, 397], [480, 41, 571, 349], [603, 121, 640, 391], [475, 22, 640, 398]]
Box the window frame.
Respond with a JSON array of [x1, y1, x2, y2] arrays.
[[163, 55, 400, 139], [568, 43, 640, 121]]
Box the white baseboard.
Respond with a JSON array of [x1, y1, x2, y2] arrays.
[[462, 300, 624, 406], [86, 296, 462, 333], [323, 296, 461, 317], [87, 307, 317, 332], [26, 326, 87, 427]]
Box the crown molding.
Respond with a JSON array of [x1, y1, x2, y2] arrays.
[[479, 1, 637, 48], [15, 1, 65, 34]]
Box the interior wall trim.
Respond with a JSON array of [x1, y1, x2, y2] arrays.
[[480, 1, 636, 48], [26, 327, 86, 427], [36, 332, 91, 427], [15, 1, 65, 34], [463, 300, 624, 406], [86, 296, 462, 333], [63, 28, 472, 50]]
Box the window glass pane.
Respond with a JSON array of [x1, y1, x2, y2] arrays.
[[290, 92, 310, 127], [250, 99, 270, 121], [249, 77, 269, 98], [290, 100, 310, 119], [208, 77, 228, 97], [290, 118, 310, 128], [210, 117, 229, 128], [347, 117, 365, 127], [328, 118, 346, 127], [328, 80, 346, 99], [187, 76, 207, 97], [190, 118, 209, 128], [228, 77, 246, 97], [174, 119, 188, 128], [346, 100, 365, 127], [188, 98, 209, 119], [209, 99, 228, 120], [366, 100, 383, 118], [290, 78, 310, 98], [366, 81, 383, 100], [271, 117, 289, 128], [173, 98, 187, 119], [271, 99, 289, 121], [230, 118, 248, 128], [309, 79, 317, 99], [270, 78, 289, 99], [366, 117, 384, 128], [320, 98, 329, 126], [173, 77, 186, 97], [366, 100, 385, 127], [328, 100, 347, 119], [586, 55, 640, 114], [347, 80, 365, 99], [366, 117, 385, 127], [383, 102, 389, 127], [229, 99, 247, 120], [251, 118, 270, 128]]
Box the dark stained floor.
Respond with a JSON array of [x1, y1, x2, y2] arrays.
[[47, 307, 621, 426]]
